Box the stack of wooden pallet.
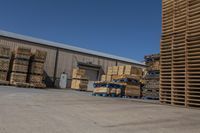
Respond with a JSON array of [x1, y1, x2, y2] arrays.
[[10, 47, 31, 86], [0, 46, 11, 85], [160, 0, 200, 108], [71, 68, 88, 91], [28, 50, 47, 88], [93, 76, 141, 98], [93, 82, 125, 97], [142, 54, 160, 99], [101, 65, 143, 82]]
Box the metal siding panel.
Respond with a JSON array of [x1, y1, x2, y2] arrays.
[[56, 50, 73, 78]]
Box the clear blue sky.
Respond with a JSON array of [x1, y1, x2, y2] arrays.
[[0, 0, 162, 61]]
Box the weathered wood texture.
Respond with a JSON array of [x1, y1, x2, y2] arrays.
[[0, 46, 11, 58], [160, 0, 200, 108], [0, 59, 10, 71], [10, 72, 27, 83], [0, 71, 7, 81]]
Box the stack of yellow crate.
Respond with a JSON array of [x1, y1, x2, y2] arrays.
[[71, 68, 88, 91], [101, 65, 143, 82]]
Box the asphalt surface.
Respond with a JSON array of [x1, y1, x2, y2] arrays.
[[0, 86, 200, 133]]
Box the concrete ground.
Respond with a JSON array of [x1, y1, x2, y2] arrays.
[[0, 86, 200, 133]]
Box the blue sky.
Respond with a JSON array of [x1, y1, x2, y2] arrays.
[[0, 0, 162, 61]]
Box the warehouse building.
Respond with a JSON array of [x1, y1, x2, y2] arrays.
[[0, 30, 145, 87]]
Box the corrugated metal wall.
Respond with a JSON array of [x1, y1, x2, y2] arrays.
[[0, 36, 144, 88]]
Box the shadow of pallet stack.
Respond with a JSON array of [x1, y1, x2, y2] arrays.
[[10, 47, 31, 87], [0, 46, 11, 85], [28, 50, 47, 88]]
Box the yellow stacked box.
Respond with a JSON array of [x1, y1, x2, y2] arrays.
[[112, 66, 119, 75], [118, 66, 125, 75]]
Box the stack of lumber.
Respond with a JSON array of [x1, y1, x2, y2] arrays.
[[10, 47, 31, 85], [71, 68, 88, 91], [160, 0, 200, 108], [28, 50, 47, 88], [93, 75, 141, 97], [93, 82, 125, 97], [101, 65, 143, 82], [0, 46, 11, 85], [142, 54, 160, 99]]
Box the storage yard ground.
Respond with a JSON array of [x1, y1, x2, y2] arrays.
[[0, 86, 200, 133]]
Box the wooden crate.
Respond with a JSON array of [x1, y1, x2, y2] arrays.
[[13, 59, 29, 66], [33, 50, 47, 62], [10, 72, 27, 83], [124, 65, 143, 76], [107, 66, 113, 75], [93, 87, 110, 94], [0, 71, 7, 81], [125, 85, 141, 97], [30, 62, 44, 74], [72, 68, 86, 78], [71, 79, 88, 90], [31, 82, 46, 88], [12, 64, 28, 73], [0, 58, 10, 71], [29, 75, 43, 83], [15, 47, 31, 60], [15, 47, 31, 55], [101, 75, 106, 81], [106, 75, 112, 82], [118, 66, 125, 75], [112, 66, 119, 75], [0, 46, 11, 58]]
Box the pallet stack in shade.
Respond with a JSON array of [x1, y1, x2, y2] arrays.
[[28, 50, 47, 88], [0, 46, 11, 85], [160, 0, 200, 108], [142, 54, 160, 99], [10, 47, 31, 85]]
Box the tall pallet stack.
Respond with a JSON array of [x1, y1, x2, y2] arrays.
[[10, 47, 31, 85], [28, 50, 47, 88], [0, 46, 11, 84], [160, 0, 200, 108]]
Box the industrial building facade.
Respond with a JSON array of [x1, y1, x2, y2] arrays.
[[0, 30, 145, 87]]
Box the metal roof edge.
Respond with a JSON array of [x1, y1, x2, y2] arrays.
[[0, 30, 145, 66]]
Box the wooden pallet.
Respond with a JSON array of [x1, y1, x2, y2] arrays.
[[0, 46, 11, 58], [10, 72, 27, 83], [32, 50, 47, 62], [11, 82, 31, 88], [12, 64, 29, 73], [0, 80, 10, 85], [0, 58, 10, 71], [0, 71, 8, 81]]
